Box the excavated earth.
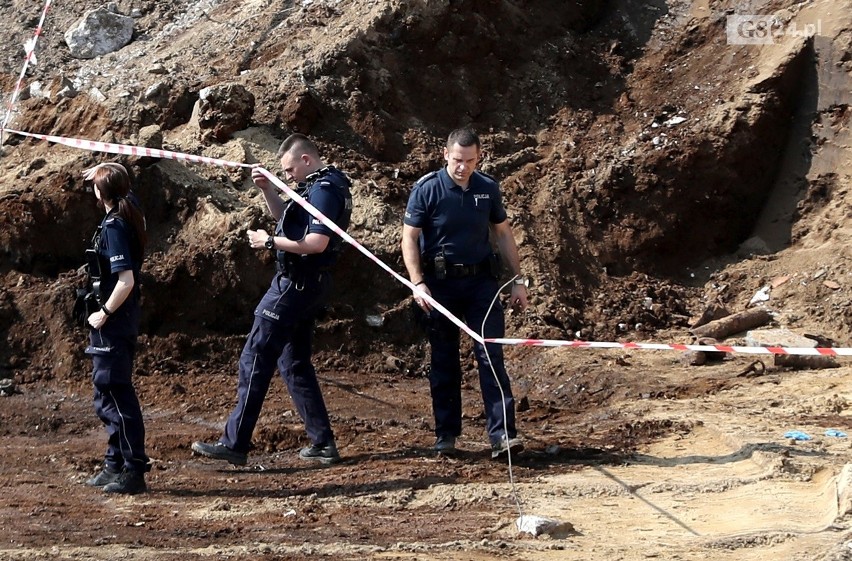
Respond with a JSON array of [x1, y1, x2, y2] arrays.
[[0, 0, 851, 559]]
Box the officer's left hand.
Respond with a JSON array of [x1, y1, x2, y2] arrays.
[[413, 284, 433, 313], [250, 166, 273, 191], [88, 310, 108, 329], [510, 284, 528, 312], [248, 229, 269, 249]]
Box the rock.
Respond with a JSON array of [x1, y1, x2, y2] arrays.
[[664, 116, 687, 126], [89, 87, 107, 103], [746, 328, 839, 370], [196, 83, 256, 142], [64, 7, 134, 59], [737, 236, 771, 257], [681, 350, 706, 366], [54, 76, 77, 99], [136, 125, 163, 150], [0, 378, 15, 396], [144, 82, 167, 102], [746, 328, 816, 349]]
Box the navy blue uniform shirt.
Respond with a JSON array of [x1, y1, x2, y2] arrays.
[[404, 168, 507, 264], [97, 213, 140, 303], [276, 166, 352, 270]]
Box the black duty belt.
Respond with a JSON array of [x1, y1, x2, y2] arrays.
[[423, 259, 489, 278]]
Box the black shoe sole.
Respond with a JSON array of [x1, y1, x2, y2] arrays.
[[491, 442, 524, 459], [85, 472, 121, 487], [191, 442, 247, 466], [103, 483, 147, 495], [298, 453, 340, 465]]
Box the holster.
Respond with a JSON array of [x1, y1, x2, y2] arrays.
[[75, 237, 105, 327], [73, 286, 100, 327]]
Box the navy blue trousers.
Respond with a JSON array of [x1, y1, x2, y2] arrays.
[[425, 273, 517, 445], [221, 272, 333, 453], [87, 329, 150, 474]]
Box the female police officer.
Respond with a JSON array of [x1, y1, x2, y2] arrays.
[[82, 163, 150, 494]]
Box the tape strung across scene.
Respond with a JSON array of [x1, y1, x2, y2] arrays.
[[485, 338, 852, 356], [0, 0, 52, 147], [4, 127, 851, 358], [2, 128, 477, 342]]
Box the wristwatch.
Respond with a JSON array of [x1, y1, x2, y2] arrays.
[[264, 235, 275, 250], [513, 276, 529, 287]]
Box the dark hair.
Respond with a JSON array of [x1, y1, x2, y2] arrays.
[[276, 133, 319, 159], [93, 164, 147, 259], [446, 128, 481, 150]]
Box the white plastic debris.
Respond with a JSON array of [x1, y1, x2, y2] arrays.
[[664, 116, 687, 126], [516, 515, 574, 537], [23, 37, 38, 65], [748, 285, 771, 306]]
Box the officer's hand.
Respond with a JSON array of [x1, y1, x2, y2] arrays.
[[247, 229, 269, 249], [251, 166, 273, 191], [510, 284, 528, 313], [87, 310, 107, 330], [413, 284, 433, 313]]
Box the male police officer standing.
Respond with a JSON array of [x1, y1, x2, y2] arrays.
[[193, 133, 352, 466], [401, 128, 528, 459]]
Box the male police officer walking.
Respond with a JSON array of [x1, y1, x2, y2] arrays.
[[401, 128, 528, 459], [193, 134, 352, 466]]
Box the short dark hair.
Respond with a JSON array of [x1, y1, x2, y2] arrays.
[[277, 133, 319, 159], [446, 128, 480, 150]]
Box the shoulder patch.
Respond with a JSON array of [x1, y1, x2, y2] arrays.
[[414, 170, 439, 187]]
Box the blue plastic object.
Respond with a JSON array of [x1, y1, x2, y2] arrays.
[[824, 429, 847, 438], [783, 430, 812, 441]]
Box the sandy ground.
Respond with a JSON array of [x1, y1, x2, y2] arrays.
[[0, 348, 850, 561]]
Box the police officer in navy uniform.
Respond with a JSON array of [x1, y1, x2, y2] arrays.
[[83, 163, 150, 494], [401, 128, 528, 459], [193, 133, 352, 466]]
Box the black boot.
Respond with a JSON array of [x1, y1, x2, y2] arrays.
[[103, 470, 147, 495], [298, 440, 340, 465], [191, 441, 248, 466], [86, 467, 121, 487]]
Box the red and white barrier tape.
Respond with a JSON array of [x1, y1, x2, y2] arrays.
[[4, 128, 252, 168], [5, 127, 851, 358], [3, 128, 478, 342], [256, 168, 481, 342], [485, 338, 852, 356], [0, 0, 52, 147]]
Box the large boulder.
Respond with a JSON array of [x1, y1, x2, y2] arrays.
[[64, 6, 134, 59]]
